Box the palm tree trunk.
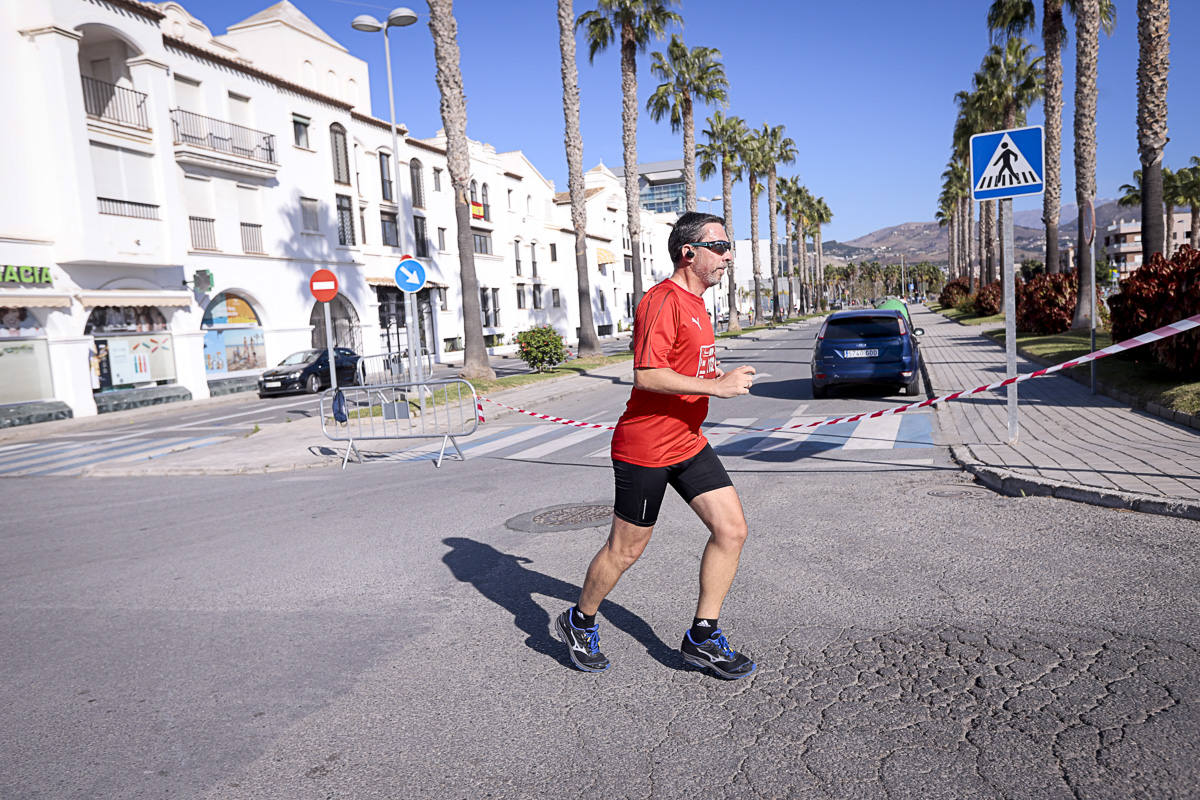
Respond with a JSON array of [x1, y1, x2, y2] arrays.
[[1073, 0, 1099, 329], [815, 227, 824, 309], [1044, 0, 1065, 274], [682, 98, 696, 211], [1137, 0, 1169, 265], [783, 205, 794, 315], [1190, 204, 1199, 251], [428, 0, 493, 380], [749, 173, 761, 326], [963, 195, 974, 284], [722, 160, 740, 332], [768, 169, 780, 321], [558, 0, 600, 356], [620, 27, 645, 308]]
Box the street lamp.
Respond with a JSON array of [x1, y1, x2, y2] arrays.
[[351, 8, 422, 383]]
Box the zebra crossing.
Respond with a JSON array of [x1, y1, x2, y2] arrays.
[[0, 434, 231, 477], [364, 405, 936, 466]]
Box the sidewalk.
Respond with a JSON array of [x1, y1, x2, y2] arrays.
[[917, 306, 1200, 520]]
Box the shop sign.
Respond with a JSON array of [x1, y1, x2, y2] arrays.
[[0, 266, 53, 288]]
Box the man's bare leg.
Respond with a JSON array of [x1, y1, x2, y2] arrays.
[[688, 486, 749, 619], [576, 516, 654, 615]]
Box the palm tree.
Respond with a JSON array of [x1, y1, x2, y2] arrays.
[[756, 123, 796, 322], [698, 111, 746, 330], [776, 176, 800, 314], [739, 128, 767, 325], [1119, 167, 1178, 259], [1136, 0, 1169, 266], [936, 200, 955, 275], [811, 196, 832, 306], [1071, 0, 1099, 328], [646, 35, 728, 211], [954, 89, 990, 285], [427, 0, 493, 380], [578, 0, 681, 311], [558, 0, 601, 357], [1183, 158, 1200, 251]]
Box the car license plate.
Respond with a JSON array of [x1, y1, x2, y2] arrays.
[[844, 349, 879, 358], [264, 381, 281, 388]]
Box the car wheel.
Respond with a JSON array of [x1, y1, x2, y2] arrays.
[[812, 383, 828, 399], [904, 376, 921, 396], [306, 374, 321, 394], [257, 391, 268, 399]]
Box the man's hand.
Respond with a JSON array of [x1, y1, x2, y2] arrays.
[[712, 365, 756, 398]]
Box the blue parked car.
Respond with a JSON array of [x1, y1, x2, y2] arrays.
[[811, 309, 925, 398]]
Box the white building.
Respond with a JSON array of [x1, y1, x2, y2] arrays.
[[1103, 211, 1193, 279], [0, 0, 674, 423]]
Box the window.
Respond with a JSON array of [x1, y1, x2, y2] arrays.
[[410, 158, 425, 208], [330, 124, 350, 184], [530, 244, 538, 278], [552, 288, 561, 308], [526, 194, 531, 214], [532, 284, 543, 310], [492, 288, 500, 326], [437, 227, 446, 251], [472, 230, 492, 255], [292, 114, 310, 148], [335, 194, 354, 245], [514, 241, 522, 275], [470, 181, 478, 204], [598, 290, 606, 311], [507, 189, 513, 210], [480, 287, 498, 327], [625, 293, 633, 318], [379, 152, 393, 201], [550, 243, 557, 262], [359, 209, 367, 245], [300, 197, 319, 232], [481, 183, 490, 221], [438, 287, 448, 310], [516, 283, 526, 309], [238, 185, 263, 254], [380, 211, 398, 246], [414, 215, 429, 257], [624, 256, 633, 272], [432, 167, 442, 192]]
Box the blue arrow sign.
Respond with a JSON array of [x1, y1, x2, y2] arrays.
[[970, 125, 1044, 201], [394, 258, 426, 293]]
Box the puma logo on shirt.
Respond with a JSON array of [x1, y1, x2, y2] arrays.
[[691, 316, 702, 329]]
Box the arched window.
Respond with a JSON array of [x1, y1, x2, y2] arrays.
[[346, 77, 358, 106], [470, 181, 478, 203], [526, 194, 532, 215], [310, 294, 361, 351], [201, 293, 265, 375], [410, 158, 424, 208], [329, 124, 350, 184], [301, 60, 315, 88], [326, 69, 338, 97], [481, 183, 490, 221]]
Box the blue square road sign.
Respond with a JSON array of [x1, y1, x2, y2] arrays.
[[970, 125, 1044, 202]]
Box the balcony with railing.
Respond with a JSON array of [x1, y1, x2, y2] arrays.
[[170, 109, 278, 177], [189, 217, 218, 251], [81, 75, 150, 130], [97, 197, 159, 219], [240, 223, 264, 254]]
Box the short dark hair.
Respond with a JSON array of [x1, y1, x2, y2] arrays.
[[668, 211, 725, 265]]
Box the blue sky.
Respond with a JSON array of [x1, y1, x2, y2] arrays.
[[198, 0, 1198, 243]]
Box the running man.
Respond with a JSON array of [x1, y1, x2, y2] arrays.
[[555, 211, 758, 680]]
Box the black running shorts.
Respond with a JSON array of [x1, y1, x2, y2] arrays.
[[612, 444, 733, 527]]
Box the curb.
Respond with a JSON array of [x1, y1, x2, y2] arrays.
[[946, 443, 1200, 522]]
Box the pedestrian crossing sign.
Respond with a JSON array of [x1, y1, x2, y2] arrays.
[[969, 125, 1044, 201]]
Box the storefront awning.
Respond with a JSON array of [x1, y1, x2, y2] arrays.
[[366, 276, 448, 289], [0, 291, 73, 308], [596, 247, 616, 264], [77, 290, 194, 308]]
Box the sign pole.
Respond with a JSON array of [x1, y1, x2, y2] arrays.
[[405, 290, 422, 384], [1002, 197, 1017, 444], [323, 299, 338, 391]]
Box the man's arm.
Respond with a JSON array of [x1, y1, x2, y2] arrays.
[[634, 365, 756, 399]]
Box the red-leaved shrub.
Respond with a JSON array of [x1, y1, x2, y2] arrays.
[[974, 281, 1003, 316], [1016, 273, 1077, 334], [1108, 246, 1200, 373], [939, 278, 970, 308]]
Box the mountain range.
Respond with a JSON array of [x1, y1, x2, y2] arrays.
[[820, 198, 1131, 266]]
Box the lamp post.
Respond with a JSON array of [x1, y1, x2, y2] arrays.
[[352, 8, 422, 383]]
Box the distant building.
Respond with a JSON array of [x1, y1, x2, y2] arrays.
[[614, 159, 687, 216], [1102, 212, 1193, 279]]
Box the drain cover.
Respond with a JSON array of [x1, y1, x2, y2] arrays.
[[505, 504, 612, 533], [923, 484, 992, 500]]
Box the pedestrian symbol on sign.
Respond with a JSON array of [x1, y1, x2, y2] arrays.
[[970, 126, 1044, 201]]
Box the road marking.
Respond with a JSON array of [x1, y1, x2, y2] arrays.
[[841, 414, 904, 450], [22, 436, 224, 476], [507, 426, 609, 460]]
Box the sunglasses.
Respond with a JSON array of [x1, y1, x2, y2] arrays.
[[686, 240, 732, 256]]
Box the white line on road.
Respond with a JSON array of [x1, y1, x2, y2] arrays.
[[841, 414, 904, 450], [507, 426, 610, 460]]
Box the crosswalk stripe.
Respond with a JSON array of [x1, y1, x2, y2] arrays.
[[455, 425, 556, 458], [752, 416, 826, 453], [716, 418, 788, 456], [841, 414, 904, 450], [0, 439, 92, 467], [702, 417, 757, 449], [23, 436, 223, 476], [506, 426, 609, 460], [0, 437, 167, 473]]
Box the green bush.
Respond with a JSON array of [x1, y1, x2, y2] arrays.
[[954, 293, 977, 314], [1108, 246, 1200, 372], [974, 281, 1003, 316], [514, 325, 567, 372]]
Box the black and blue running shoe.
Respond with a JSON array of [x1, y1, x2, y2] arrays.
[[680, 629, 756, 679], [555, 609, 610, 672]]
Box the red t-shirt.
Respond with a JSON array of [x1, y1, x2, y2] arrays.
[[611, 279, 718, 467]]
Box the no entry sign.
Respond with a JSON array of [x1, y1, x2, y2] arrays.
[[309, 269, 338, 302]]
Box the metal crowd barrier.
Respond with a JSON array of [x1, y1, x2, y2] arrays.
[[320, 379, 479, 469], [356, 349, 435, 386]]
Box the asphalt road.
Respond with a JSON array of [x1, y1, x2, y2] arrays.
[[2, 323, 1198, 799]]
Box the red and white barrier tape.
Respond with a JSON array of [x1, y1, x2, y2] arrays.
[[479, 313, 1200, 435]]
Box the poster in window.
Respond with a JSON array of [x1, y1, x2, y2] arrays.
[[1, 307, 45, 339], [223, 329, 264, 371], [0, 339, 54, 404]]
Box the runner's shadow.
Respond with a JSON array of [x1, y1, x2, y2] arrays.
[[441, 537, 683, 671]]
